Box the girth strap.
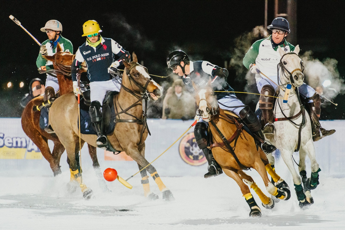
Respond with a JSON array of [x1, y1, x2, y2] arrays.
[[210, 123, 244, 149], [210, 120, 247, 169], [274, 110, 302, 121]]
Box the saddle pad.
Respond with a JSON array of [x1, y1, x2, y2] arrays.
[[78, 102, 116, 135], [39, 107, 49, 130]]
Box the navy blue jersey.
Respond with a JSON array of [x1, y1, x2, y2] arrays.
[[183, 61, 234, 100], [72, 37, 126, 82]]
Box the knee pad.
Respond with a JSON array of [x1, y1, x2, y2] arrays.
[[194, 122, 208, 149], [259, 85, 275, 110]]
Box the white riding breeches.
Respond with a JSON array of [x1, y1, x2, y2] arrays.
[[90, 78, 122, 104], [45, 75, 59, 93], [197, 94, 245, 124], [256, 77, 316, 103]]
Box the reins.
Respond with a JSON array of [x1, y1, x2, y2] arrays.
[[276, 53, 306, 152], [113, 63, 153, 144]]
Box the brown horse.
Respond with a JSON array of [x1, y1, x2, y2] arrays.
[[21, 43, 100, 176], [48, 53, 174, 200], [193, 83, 291, 217]]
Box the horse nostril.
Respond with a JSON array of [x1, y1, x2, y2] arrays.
[[153, 89, 161, 97], [294, 75, 299, 81]]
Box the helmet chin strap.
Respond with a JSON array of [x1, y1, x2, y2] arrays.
[[179, 61, 187, 76]]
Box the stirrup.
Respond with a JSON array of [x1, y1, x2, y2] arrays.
[[204, 164, 223, 179], [96, 135, 107, 147]]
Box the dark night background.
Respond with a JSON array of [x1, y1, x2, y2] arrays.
[[0, 0, 344, 119]]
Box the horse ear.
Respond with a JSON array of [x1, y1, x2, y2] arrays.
[[132, 52, 138, 63], [42, 55, 54, 62], [278, 46, 286, 57], [56, 42, 62, 52], [123, 60, 130, 69], [294, 45, 300, 55]]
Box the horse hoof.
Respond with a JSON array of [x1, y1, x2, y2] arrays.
[[162, 189, 175, 201], [249, 207, 262, 217], [306, 178, 319, 190], [83, 189, 93, 200], [262, 198, 275, 209], [277, 187, 291, 201], [53, 168, 62, 176], [299, 199, 313, 209], [147, 193, 159, 201], [306, 196, 314, 204]]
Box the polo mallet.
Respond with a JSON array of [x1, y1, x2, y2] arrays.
[[9, 15, 41, 46]]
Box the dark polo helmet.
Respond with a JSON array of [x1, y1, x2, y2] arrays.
[[28, 78, 44, 94], [167, 50, 189, 69], [267, 17, 290, 33]]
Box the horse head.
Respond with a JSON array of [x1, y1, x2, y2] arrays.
[[192, 80, 219, 122], [42, 43, 75, 74], [123, 52, 162, 100], [278, 45, 304, 88]]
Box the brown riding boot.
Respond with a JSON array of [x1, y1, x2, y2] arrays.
[[259, 85, 276, 140], [308, 94, 336, 141]]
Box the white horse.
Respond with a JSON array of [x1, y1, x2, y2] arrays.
[[266, 46, 321, 208]]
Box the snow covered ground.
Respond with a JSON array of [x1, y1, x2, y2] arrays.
[[1, 158, 344, 230]]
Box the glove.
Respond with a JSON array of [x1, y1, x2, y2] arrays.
[[108, 61, 120, 74], [40, 45, 48, 56], [73, 81, 80, 95], [250, 63, 259, 74]]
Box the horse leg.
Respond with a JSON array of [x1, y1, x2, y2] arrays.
[[302, 139, 321, 190], [30, 132, 60, 175], [298, 145, 314, 204], [237, 170, 274, 210], [126, 143, 174, 201], [86, 144, 109, 192], [260, 149, 291, 200], [280, 148, 310, 207], [51, 141, 65, 176], [223, 169, 262, 217], [66, 139, 93, 199], [138, 163, 158, 200]]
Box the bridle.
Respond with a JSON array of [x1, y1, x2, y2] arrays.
[[277, 52, 304, 87], [276, 52, 306, 152], [113, 62, 159, 144], [39, 52, 74, 77]]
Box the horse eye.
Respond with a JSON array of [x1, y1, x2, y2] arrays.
[[283, 61, 287, 65]]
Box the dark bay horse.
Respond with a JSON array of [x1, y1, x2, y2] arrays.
[[21, 43, 99, 176], [194, 82, 290, 217], [49, 53, 174, 200]]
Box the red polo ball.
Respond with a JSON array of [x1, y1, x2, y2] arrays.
[[103, 168, 118, 182]]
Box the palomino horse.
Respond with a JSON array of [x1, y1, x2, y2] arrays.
[[21, 43, 100, 176], [265, 46, 321, 207], [49, 53, 174, 200], [194, 83, 290, 217]]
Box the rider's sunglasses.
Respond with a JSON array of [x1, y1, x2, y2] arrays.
[[45, 30, 54, 34], [87, 33, 99, 38], [272, 29, 285, 35]]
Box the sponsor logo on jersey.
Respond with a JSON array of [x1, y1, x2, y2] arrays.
[[83, 50, 91, 55], [179, 132, 206, 166]]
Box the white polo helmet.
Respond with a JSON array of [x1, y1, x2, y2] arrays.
[[40, 20, 63, 32]]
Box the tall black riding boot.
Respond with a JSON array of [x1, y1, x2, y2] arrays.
[[239, 106, 276, 154], [203, 148, 223, 179], [259, 85, 276, 139], [194, 122, 222, 178], [89, 101, 107, 147]]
